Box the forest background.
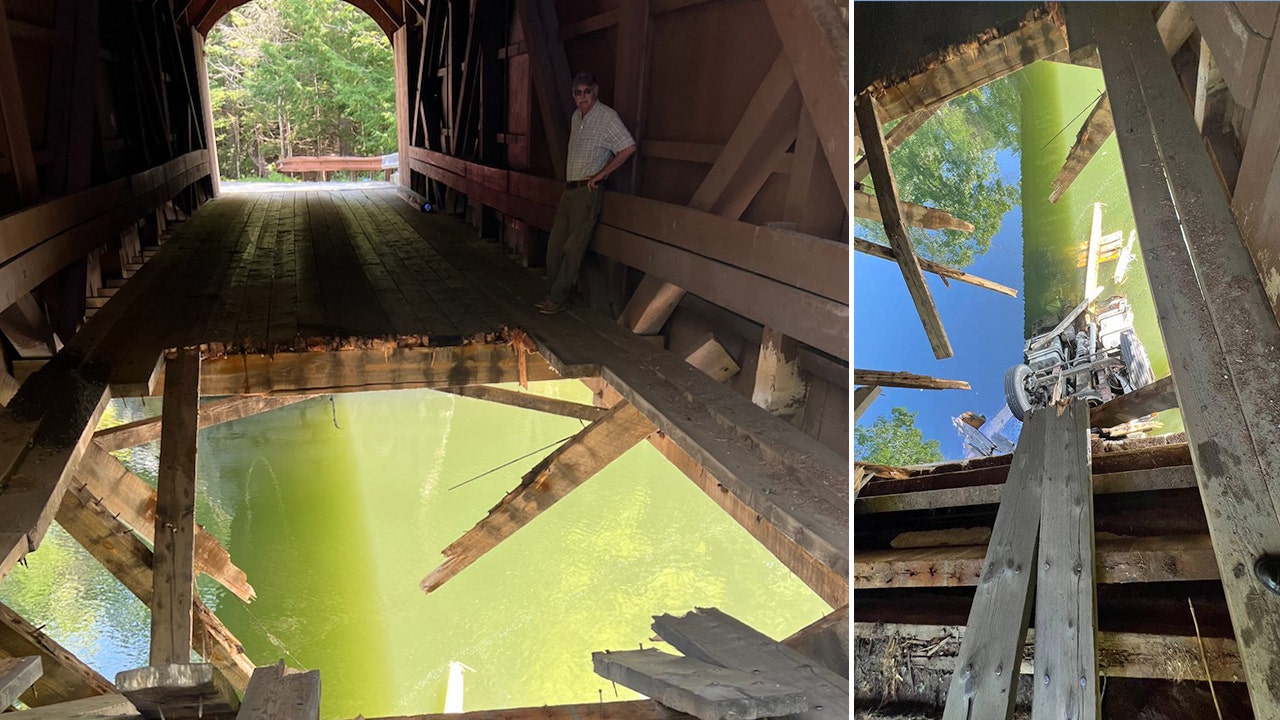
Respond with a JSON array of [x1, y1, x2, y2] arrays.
[[205, 0, 397, 180]]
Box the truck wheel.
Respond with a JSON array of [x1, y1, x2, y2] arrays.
[[1120, 329, 1155, 389], [1004, 364, 1035, 422]]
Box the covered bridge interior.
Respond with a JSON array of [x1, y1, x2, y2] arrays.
[[854, 1, 1280, 719], [0, 0, 850, 718]]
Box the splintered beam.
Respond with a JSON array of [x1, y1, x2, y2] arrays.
[[0, 601, 115, 707], [93, 395, 313, 452], [438, 385, 607, 422], [853, 191, 974, 232], [852, 369, 969, 390], [854, 94, 952, 359], [1049, 93, 1115, 203], [75, 443, 255, 602], [420, 401, 656, 593], [854, 238, 1017, 297]]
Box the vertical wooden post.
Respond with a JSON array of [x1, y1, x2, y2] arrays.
[[514, 0, 571, 180], [751, 327, 806, 424], [0, 0, 39, 204], [394, 26, 411, 187], [612, 0, 651, 194], [150, 347, 201, 666], [192, 29, 221, 197]]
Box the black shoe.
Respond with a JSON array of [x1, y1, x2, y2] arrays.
[[1254, 556, 1280, 596]]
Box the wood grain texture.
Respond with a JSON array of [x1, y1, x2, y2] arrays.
[[854, 237, 1017, 297], [236, 662, 320, 720], [851, 369, 968, 390], [0, 656, 43, 711], [0, 601, 114, 707], [116, 663, 240, 720]]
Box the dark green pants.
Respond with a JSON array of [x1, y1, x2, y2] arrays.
[[545, 186, 603, 304]]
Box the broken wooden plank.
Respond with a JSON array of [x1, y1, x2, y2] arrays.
[[652, 608, 846, 720], [852, 369, 968, 390], [853, 107, 940, 183], [619, 276, 686, 335], [852, 385, 880, 422], [781, 606, 847, 680], [235, 662, 320, 720], [854, 237, 1017, 297], [940, 404, 1052, 719], [0, 656, 43, 711], [420, 400, 656, 593], [683, 335, 740, 383], [55, 479, 255, 692], [1031, 401, 1097, 719], [854, 94, 951, 360], [853, 191, 974, 232], [9, 694, 137, 720], [1049, 93, 1114, 204], [93, 395, 313, 451], [151, 349, 201, 666], [855, 622, 1244, 683], [0, 601, 115, 707], [116, 664, 240, 720], [1091, 4, 1280, 714], [592, 649, 809, 720], [1089, 375, 1177, 428], [75, 442, 254, 602], [751, 328, 804, 419], [437, 385, 606, 422]]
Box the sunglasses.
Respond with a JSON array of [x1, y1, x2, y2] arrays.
[[572, 88, 595, 97]]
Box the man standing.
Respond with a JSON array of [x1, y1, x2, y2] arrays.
[[536, 72, 637, 314]]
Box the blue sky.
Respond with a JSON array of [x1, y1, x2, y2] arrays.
[[853, 149, 1026, 460]]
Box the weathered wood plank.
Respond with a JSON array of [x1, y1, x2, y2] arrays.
[[764, 0, 848, 204], [1031, 401, 1097, 719], [235, 662, 320, 720], [852, 385, 880, 422], [651, 608, 846, 720], [592, 649, 809, 720], [684, 334, 740, 384], [93, 395, 313, 452], [1092, 4, 1280, 714], [150, 349, 201, 666], [853, 190, 974, 233], [1089, 375, 1177, 428], [1191, 2, 1270, 108], [0, 656, 43, 710], [851, 369, 968, 391], [854, 237, 1017, 297], [8, 694, 137, 720], [0, 601, 114, 707], [751, 328, 804, 419], [618, 275, 685, 335], [781, 605, 847, 679], [420, 401, 656, 593], [514, 0, 571, 180], [75, 443, 254, 602], [1049, 93, 1114, 204], [941, 404, 1052, 719], [437, 385, 606, 422], [855, 533, 1217, 589], [854, 94, 951, 360], [856, 622, 1244, 683], [116, 664, 239, 720]]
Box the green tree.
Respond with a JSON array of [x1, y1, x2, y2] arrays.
[[858, 75, 1022, 269], [855, 407, 944, 465]]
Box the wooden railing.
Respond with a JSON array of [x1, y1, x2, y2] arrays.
[[275, 155, 388, 175], [0, 151, 210, 311], [405, 146, 848, 360]]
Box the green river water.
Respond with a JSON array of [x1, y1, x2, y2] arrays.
[[1, 381, 830, 718], [1019, 61, 1183, 435]]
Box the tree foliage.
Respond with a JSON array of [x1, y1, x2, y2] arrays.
[[858, 76, 1022, 269], [855, 407, 944, 466], [205, 0, 395, 179]]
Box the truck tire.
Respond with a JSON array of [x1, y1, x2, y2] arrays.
[[1120, 329, 1155, 390], [1005, 364, 1035, 422]]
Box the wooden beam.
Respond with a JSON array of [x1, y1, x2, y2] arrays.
[[784, 109, 844, 239], [0, 601, 114, 707], [854, 237, 1017, 297], [0, 0, 40, 203], [142, 346, 561, 399], [116, 664, 240, 720], [366, 701, 694, 720], [852, 385, 880, 422], [514, 0, 571, 180], [867, 10, 1067, 122], [1091, 4, 1280, 713], [592, 649, 809, 720], [420, 401, 656, 593], [853, 106, 939, 183], [651, 607, 847, 718], [75, 442, 255, 602], [1156, 2, 1195, 56], [150, 348, 201, 666], [10, 694, 137, 720], [1089, 375, 1177, 429], [1049, 93, 1114, 204], [1031, 401, 1097, 719], [851, 369, 968, 391], [437, 385, 607, 422], [763, 0, 848, 205], [1193, 36, 1222, 133], [854, 94, 950, 359], [54, 480, 255, 692], [0, 656, 43, 711], [682, 334, 740, 383], [236, 662, 320, 720], [852, 190, 974, 233], [781, 605, 847, 679], [751, 327, 805, 420], [941, 404, 1053, 719], [856, 622, 1244, 683], [612, 0, 651, 193], [93, 395, 312, 451], [618, 275, 685, 335]]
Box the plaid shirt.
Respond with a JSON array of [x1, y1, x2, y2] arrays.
[[566, 101, 635, 182]]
